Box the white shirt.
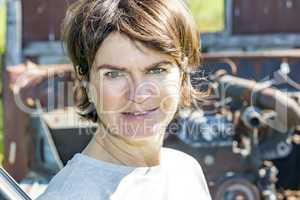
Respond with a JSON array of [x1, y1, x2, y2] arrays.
[[37, 147, 211, 200]]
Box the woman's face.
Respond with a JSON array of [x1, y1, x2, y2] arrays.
[[89, 32, 182, 139]]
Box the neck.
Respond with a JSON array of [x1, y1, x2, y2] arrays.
[[82, 123, 165, 167]]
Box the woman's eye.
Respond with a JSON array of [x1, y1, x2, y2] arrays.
[[148, 68, 167, 75], [104, 71, 124, 78]]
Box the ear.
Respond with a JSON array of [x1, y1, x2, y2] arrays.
[[86, 81, 97, 104], [83, 81, 91, 103], [75, 65, 85, 80]]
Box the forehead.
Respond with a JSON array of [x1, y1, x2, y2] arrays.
[[92, 32, 174, 70]]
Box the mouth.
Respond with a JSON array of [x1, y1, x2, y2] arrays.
[[122, 107, 159, 118]]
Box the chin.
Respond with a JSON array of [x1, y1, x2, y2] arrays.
[[104, 110, 173, 139], [120, 125, 157, 139]]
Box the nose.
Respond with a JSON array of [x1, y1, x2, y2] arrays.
[[128, 78, 156, 104]]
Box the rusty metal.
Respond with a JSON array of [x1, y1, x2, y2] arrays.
[[164, 135, 245, 186], [22, 0, 77, 45], [39, 106, 95, 165], [213, 73, 300, 129], [203, 50, 300, 60], [201, 51, 300, 92], [3, 62, 73, 180], [278, 190, 300, 199], [232, 0, 300, 34], [213, 177, 261, 200]]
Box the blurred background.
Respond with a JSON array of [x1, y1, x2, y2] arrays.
[[0, 0, 6, 164], [1, 0, 300, 199]]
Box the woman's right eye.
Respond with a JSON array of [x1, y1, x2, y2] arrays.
[[104, 70, 124, 78]]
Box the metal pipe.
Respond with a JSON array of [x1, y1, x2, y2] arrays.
[[0, 167, 31, 200], [214, 74, 300, 129]]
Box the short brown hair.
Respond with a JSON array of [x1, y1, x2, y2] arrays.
[[62, 0, 202, 122]]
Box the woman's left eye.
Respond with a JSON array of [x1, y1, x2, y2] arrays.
[[148, 68, 167, 74]]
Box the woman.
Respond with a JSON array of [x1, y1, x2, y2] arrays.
[[37, 0, 211, 199]]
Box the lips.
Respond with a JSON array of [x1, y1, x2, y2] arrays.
[[122, 107, 159, 117]]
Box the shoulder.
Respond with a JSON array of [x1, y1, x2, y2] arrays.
[[36, 154, 97, 200], [162, 147, 201, 168], [161, 147, 206, 178], [162, 147, 212, 199]]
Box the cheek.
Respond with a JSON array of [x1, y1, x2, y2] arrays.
[[159, 77, 181, 114], [92, 78, 129, 113]]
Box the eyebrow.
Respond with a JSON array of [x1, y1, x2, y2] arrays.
[[96, 60, 174, 72]]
